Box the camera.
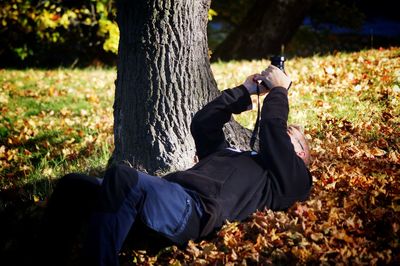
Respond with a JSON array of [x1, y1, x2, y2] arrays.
[[270, 55, 285, 72], [259, 55, 287, 89]]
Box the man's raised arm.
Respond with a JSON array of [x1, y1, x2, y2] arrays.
[[255, 66, 312, 210], [190, 85, 251, 160]]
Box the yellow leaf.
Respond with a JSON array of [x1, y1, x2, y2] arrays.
[[389, 151, 399, 163], [33, 195, 40, 203], [86, 94, 99, 103], [60, 107, 70, 116], [43, 167, 53, 176], [370, 147, 386, 157], [391, 197, 400, 212], [0, 145, 5, 158], [335, 230, 354, 243], [48, 86, 55, 96], [310, 232, 324, 241]]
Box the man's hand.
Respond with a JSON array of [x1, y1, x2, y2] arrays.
[[257, 65, 291, 90], [243, 74, 270, 95]]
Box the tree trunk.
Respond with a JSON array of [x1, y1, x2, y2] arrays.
[[113, 0, 251, 175], [211, 0, 314, 61]]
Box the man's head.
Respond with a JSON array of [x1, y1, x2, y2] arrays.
[[287, 125, 311, 166]]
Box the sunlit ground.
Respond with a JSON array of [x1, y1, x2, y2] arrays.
[[0, 47, 399, 264]]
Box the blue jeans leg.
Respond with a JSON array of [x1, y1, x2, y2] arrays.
[[138, 171, 197, 244], [83, 164, 202, 266]]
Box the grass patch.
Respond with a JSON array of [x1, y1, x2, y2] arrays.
[[0, 67, 116, 196], [1, 48, 399, 195], [0, 48, 399, 265], [1, 48, 400, 198]]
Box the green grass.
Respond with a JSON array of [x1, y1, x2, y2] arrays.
[[0, 48, 399, 265], [1, 48, 399, 200], [0, 68, 116, 196], [213, 49, 399, 136]]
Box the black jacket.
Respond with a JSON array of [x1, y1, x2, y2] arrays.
[[164, 85, 312, 236]]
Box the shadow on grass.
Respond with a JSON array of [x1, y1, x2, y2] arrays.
[[0, 179, 48, 266], [0, 153, 400, 265], [0, 172, 176, 266]]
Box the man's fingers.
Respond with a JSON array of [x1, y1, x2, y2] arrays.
[[253, 74, 265, 82], [261, 65, 277, 76], [253, 74, 270, 90], [263, 65, 276, 72], [261, 68, 271, 75]]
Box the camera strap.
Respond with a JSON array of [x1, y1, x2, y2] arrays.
[[249, 69, 290, 151], [249, 84, 261, 151]]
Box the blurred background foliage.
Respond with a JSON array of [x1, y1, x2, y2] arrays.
[[0, 0, 118, 67], [0, 0, 399, 68]]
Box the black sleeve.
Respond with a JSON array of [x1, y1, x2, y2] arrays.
[[258, 87, 312, 210], [191, 85, 252, 160]]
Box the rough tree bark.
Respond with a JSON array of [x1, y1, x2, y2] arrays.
[[211, 0, 314, 61], [113, 0, 252, 175]]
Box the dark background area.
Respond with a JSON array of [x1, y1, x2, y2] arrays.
[[0, 0, 399, 67], [208, 0, 400, 57]]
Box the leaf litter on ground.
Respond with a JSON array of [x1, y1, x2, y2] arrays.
[[122, 47, 400, 265], [1, 48, 399, 265]]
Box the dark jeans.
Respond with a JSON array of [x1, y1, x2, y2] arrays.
[[40, 165, 204, 266]]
